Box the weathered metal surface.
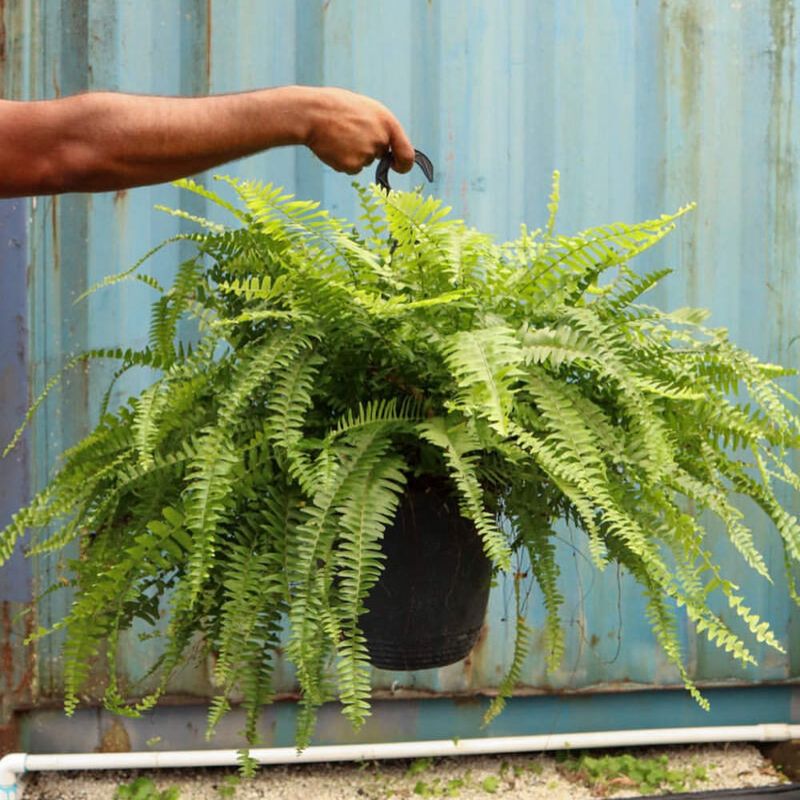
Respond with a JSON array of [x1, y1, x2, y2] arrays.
[[1, 0, 798, 744], [0, 0, 34, 738], [15, 684, 800, 752], [0, 201, 35, 719]]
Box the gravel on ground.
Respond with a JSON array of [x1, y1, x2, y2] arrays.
[[19, 742, 790, 800]]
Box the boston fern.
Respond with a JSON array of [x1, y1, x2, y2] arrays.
[[3, 173, 800, 751]]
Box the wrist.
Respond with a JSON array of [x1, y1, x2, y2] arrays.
[[264, 85, 323, 147]]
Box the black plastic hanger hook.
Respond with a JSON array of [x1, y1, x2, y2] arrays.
[[375, 149, 434, 191]]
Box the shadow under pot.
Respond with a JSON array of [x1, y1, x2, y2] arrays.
[[360, 479, 493, 671]]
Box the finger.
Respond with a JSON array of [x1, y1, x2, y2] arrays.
[[387, 118, 415, 173]]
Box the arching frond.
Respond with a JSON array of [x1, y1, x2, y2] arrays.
[[6, 175, 799, 756]]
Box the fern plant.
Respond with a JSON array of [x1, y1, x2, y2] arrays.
[[3, 172, 800, 752]]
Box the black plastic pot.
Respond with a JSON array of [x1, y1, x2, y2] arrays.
[[360, 478, 493, 671]]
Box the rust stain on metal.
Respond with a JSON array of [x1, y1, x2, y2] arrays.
[[676, 3, 703, 123], [15, 612, 34, 699], [460, 622, 489, 687], [658, 1, 703, 304], [0, 603, 13, 691], [96, 718, 131, 753], [0, 0, 7, 84], [50, 197, 59, 273], [114, 189, 127, 204], [767, 0, 798, 353], [676, 2, 702, 305], [0, 717, 20, 755], [206, 0, 212, 89], [451, 692, 483, 708], [0, 0, 24, 100], [0, 601, 35, 714]]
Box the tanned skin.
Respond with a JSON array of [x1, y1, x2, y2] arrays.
[[0, 86, 415, 197]]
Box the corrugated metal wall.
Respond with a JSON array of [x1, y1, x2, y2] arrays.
[[2, 0, 800, 748]]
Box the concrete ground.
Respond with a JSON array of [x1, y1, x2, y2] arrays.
[[19, 742, 791, 799]]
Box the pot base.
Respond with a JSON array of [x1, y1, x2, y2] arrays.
[[361, 480, 492, 671], [365, 625, 484, 672]]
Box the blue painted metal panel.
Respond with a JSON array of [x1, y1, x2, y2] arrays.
[[3, 0, 799, 742], [0, 0, 35, 726], [16, 685, 800, 753], [0, 199, 30, 605]]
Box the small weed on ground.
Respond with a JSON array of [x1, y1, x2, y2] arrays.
[[114, 776, 180, 800], [557, 751, 708, 796], [357, 756, 547, 798], [216, 773, 240, 798]]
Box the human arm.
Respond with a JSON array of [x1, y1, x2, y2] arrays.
[[0, 86, 415, 197]]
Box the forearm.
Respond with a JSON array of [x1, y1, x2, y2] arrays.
[[0, 86, 413, 197], [2, 88, 311, 195]]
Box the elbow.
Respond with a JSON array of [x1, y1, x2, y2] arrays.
[[0, 95, 126, 197], [0, 145, 87, 198], [32, 141, 109, 195]]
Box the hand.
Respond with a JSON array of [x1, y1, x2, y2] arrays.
[[294, 87, 415, 176]]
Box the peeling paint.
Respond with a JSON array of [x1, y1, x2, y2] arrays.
[[661, 0, 704, 305], [676, 3, 703, 122], [0, 717, 20, 753], [50, 197, 59, 273], [1, 603, 14, 703], [206, 0, 212, 89], [0, 601, 35, 725], [0, 0, 6, 77], [767, 0, 798, 356]]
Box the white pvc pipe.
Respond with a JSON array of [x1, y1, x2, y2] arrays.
[[2, 723, 799, 800]]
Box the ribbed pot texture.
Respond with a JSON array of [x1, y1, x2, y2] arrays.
[[360, 480, 492, 671]]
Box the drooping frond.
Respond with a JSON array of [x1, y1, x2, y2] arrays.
[[418, 417, 511, 569], [333, 451, 406, 727], [7, 173, 799, 755], [482, 574, 533, 726]]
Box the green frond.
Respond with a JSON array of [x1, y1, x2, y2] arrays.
[[132, 384, 168, 468], [673, 469, 772, 582], [286, 425, 398, 703], [521, 204, 695, 306], [594, 267, 674, 314], [217, 273, 288, 302], [4, 346, 164, 459], [643, 582, 709, 711], [173, 176, 250, 222], [443, 326, 525, 436], [333, 453, 406, 728], [519, 323, 596, 368], [182, 429, 240, 604], [521, 525, 565, 670], [148, 257, 203, 365], [329, 397, 423, 439], [135, 273, 165, 293], [11, 176, 800, 748], [545, 170, 560, 238], [210, 533, 283, 698], [418, 417, 512, 569], [266, 350, 323, 458], [76, 234, 193, 304], [482, 571, 533, 727], [153, 204, 227, 233]]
